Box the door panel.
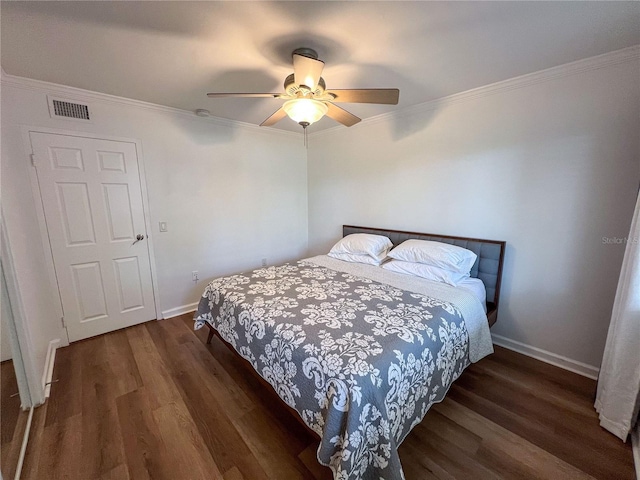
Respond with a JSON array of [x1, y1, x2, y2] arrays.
[[31, 132, 156, 342], [102, 183, 135, 241], [70, 262, 108, 322], [50, 146, 84, 170], [97, 151, 126, 173], [113, 256, 144, 312], [56, 182, 97, 246]]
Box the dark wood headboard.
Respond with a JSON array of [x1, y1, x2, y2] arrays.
[[343, 225, 506, 326]]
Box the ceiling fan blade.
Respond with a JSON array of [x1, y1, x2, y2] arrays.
[[207, 93, 281, 98], [260, 107, 288, 127], [293, 53, 324, 90], [325, 103, 361, 127], [327, 89, 399, 105]]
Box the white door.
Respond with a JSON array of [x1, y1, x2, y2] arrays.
[[30, 132, 156, 342]]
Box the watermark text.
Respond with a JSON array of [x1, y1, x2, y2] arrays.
[[602, 236, 639, 245]]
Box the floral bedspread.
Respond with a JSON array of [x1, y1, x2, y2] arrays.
[[194, 258, 480, 480]]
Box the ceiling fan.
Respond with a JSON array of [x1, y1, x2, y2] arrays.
[[206, 48, 399, 130]]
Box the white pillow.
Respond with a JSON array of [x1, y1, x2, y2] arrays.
[[329, 234, 393, 258], [328, 251, 388, 266], [382, 260, 469, 286], [388, 239, 477, 274]]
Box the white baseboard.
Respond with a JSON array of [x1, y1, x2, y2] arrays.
[[42, 339, 60, 399], [161, 302, 198, 319], [491, 333, 600, 380]]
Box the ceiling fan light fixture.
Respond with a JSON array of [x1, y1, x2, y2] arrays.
[[282, 99, 328, 127]]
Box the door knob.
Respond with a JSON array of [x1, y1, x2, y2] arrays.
[[132, 234, 145, 245]]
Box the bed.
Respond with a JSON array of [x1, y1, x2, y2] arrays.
[[194, 225, 506, 480]]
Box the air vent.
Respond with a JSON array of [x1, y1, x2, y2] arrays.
[[47, 96, 92, 122], [52, 99, 90, 120]]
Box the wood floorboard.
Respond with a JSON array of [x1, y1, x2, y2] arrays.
[[115, 387, 172, 480], [147, 319, 271, 480], [124, 324, 182, 410], [223, 466, 246, 480], [9, 314, 634, 480], [152, 400, 224, 480], [43, 343, 82, 427], [400, 441, 455, 480], [79, 353, 128, 478], [39, 413, 83, 479], [1, 359, 29, 480], [0, 409, 28, 480], [447, 376, 634, 479], [233, 407, 313, 480], [430, 400, 596, 480], [104, 328, 144, 396], [404, 425, 503, 480], [1, 360, 21, 444]]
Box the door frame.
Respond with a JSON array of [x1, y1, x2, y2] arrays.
[[22, 126, 162, 343]]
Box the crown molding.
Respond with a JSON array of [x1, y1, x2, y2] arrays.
[[311, 44, 640, 138], [0, 71, 301, 138]]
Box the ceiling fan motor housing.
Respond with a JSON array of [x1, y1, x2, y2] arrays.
[[284, 74, 327, 97], [292, 47, 319, 60]]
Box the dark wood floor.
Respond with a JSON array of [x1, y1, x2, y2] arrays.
[[13, 314, 635, 479], [1, 359, 29, 480]]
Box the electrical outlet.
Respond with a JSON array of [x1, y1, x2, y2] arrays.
[[261, 258, 267, 267], [192, 271, 199, 282]]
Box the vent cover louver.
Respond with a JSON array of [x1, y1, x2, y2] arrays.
[[51, 99, 90, 120]]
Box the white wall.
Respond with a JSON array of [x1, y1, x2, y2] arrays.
[[1, 76, 308, 395], [307, 56, 640, 370]]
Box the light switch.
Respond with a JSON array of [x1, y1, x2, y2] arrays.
[[159, 222, 168, 232]]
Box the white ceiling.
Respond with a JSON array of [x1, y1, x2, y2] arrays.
[[2, 1, 639, 132]]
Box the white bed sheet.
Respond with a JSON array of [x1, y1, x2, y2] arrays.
[[457, 277, 487, 312]]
